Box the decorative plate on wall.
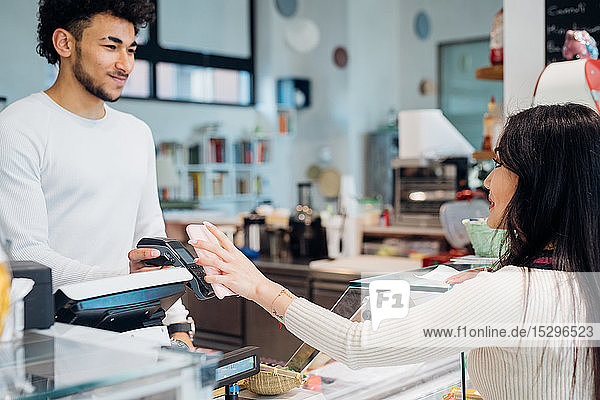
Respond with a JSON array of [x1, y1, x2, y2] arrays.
[[333, 46, 348, 68], [284, 18, 320, 53], [275, 0, 297, 18], [414, 11, 430, 40], [318, 168, 341, 198]]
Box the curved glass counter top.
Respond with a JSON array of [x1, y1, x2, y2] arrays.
[[0, 323, 220, 399]]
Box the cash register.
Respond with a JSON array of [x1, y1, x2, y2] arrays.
[[52, 237, 262, 399], [54, 237, 215, 332]]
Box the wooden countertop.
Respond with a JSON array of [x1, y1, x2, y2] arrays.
[[362, 225, 446, 238], [309, 255, 421, 274]]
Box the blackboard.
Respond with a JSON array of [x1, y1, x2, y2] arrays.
[[546, 1, 600, 64]]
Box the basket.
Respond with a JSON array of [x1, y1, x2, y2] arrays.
[[461, 218, 507, 258], [246, 364, 306, 395]]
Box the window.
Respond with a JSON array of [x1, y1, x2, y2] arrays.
[[125, 0, 255, 106], [438, 38, 503, 147]]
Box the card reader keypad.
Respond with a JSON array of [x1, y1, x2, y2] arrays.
[[136, 237, 215, 300]]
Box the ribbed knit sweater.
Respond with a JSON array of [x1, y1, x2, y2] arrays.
[[284, 266, 592, 399], [0, 92, 187, 323]]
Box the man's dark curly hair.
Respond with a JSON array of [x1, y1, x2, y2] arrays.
[[37, 0, 155, 64]]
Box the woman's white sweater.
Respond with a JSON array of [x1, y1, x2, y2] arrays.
[[284, 266, 592, 399]]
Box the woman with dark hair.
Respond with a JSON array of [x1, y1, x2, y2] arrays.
[[192, 103, 599, 398]]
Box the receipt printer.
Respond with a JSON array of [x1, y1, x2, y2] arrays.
[[11, 261, 54, 329]]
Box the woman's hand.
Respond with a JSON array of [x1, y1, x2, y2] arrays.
[[189, 222, 278, 303], [444, 269, 483, 285]]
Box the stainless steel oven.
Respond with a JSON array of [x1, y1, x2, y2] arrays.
[[392, 157, 469, 227]]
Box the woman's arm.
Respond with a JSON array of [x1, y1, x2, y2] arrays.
[[192, 222, 525, 368], [283, 268, 524, 368]]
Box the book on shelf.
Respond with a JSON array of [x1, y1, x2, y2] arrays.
[[236, 177, 250, 194], [209, 138, 226, 163], [256, 140, 270, 163], [188, 143, 203, 165], [254, 175, 263, 195], [211, 172, 227, 196], [233, 141, 253, 164], [188, 171, 204, 199]]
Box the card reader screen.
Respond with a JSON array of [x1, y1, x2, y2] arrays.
[[171, 243, 195, 264], [215, 356, 256, 382], [175, 247, 195, 263]]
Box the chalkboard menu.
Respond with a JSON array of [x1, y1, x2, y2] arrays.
[[546, 1, 600, 64]]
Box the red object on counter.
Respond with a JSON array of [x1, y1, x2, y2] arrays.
[[456, 190, 474, 201], [305, 375, 322, 392], [422, 249, 472, 268], [380, 209, 390, 226]]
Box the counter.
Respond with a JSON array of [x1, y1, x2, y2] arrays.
[[0, 323, 219, 399]]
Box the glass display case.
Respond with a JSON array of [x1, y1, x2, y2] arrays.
[[0, 323, 220, 399]]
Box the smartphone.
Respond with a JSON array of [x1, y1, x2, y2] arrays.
[[186, 224, 236, 299]]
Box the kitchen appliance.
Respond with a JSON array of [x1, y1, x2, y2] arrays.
[[289, 182, 328, 260], [365, 128, 398, 206], [393, 109, 474, 227], [243, 213, 266, 253], [392, 157, 469, 227], [264, 226, 290, 261]]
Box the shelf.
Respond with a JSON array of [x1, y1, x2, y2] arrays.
[[159, 200, 198, 209], [187, 163, 231, 172], [157, 135, 273, 210], [472, 150, 496, 160], [233, 163, 253, 170], [475, 64, 503, 81]]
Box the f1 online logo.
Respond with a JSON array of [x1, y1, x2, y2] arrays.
[[369, 280, 410, 330]]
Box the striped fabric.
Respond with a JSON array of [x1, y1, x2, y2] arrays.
[[284, 267, 592, 399]]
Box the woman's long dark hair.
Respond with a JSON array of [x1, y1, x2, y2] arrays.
[[496, 103, 600, 396]]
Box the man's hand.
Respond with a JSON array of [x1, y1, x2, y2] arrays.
[[171, 331, 194, 350], [128, 248, 168, 273]]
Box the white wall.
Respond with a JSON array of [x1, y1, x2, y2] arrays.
[[346, 0, 401, 195], [253, 0, 350, 209], [503, 0, 545, 115], [396, 0, 503, 110], [0, 1, 47, 104]]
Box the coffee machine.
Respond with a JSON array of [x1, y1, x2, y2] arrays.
[[289, 183, 328, 261]]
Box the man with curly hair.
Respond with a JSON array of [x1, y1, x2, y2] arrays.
[[0, 0, 193, 349]]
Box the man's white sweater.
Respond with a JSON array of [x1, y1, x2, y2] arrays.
[[0, 92, 186, 323]]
